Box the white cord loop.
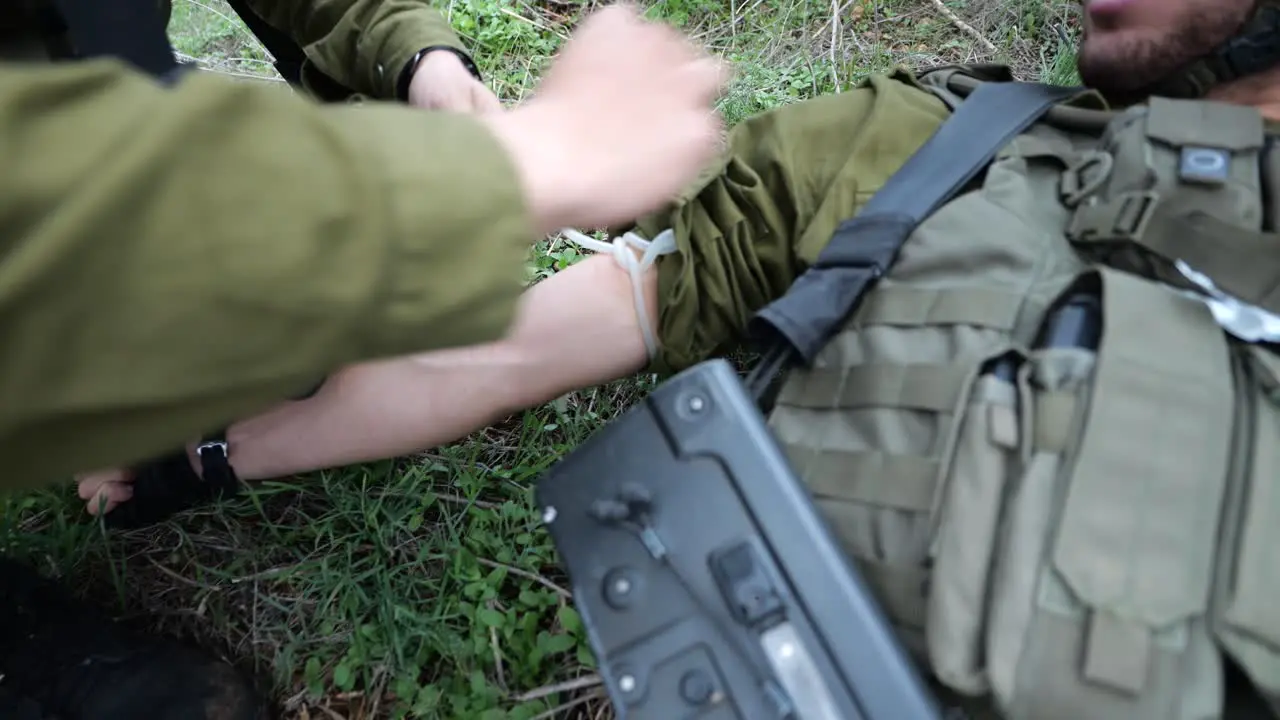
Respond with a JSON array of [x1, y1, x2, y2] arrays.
[[559, 227, 678, 361]]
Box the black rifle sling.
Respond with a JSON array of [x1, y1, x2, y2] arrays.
[[48, 0, 178, 79], [745, 80, 1083, 402]]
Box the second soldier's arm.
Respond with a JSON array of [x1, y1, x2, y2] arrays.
[[239, 0, 476, 100], [0, 60, 531, 487]]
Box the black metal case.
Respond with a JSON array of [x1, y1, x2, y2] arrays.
[[534, 359, 941, 720]]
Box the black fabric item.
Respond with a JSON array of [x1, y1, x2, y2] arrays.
[[102, 445, 241, 530], [196, 434, 241, 498], [47, 0, 177, 78], [747, 80, 1083, 393], [104, 377, 323, 531], [0, 556, 268, 720], [47, 0, 347, 94], [221, 0, 307, 87], [1154, 2, 1280, 98], [1217, 4, 1280, 81], [0, 686, 47, 720]]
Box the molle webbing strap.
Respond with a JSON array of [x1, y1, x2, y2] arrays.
[[774, 364, 969, 413], [782, 442, 939, 512], [854, 286, 1024, 332], [745, 80, 1083, 402], [48, 0, 178, 80], [1132, 211, 1280, 314]]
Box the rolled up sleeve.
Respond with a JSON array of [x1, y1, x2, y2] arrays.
[[242, 0, 473, 99], [632, 71, 952, 374]]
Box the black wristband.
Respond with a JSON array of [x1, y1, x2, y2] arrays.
[[396, 45, 483, 103], [195, 430, 239, 496]]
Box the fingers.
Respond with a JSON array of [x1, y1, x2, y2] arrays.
[[77, 468, 134, 516], [684, 57, 734, 104], [76, 467, 129, 498], [483, 1, 730, 233], [78, 483, 132, 516], [85, 483, 131, 516]]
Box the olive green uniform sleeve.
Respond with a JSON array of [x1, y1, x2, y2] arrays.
[[631, 70, 953, 374], [241, 0, 471, 100], [0, 60, 532, 488]]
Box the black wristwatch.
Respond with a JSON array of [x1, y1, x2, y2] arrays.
[[195, 429, 240, 496], [396, 45, 483, 102]]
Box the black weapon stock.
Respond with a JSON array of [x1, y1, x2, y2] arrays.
[[534, 359, 943, 719]]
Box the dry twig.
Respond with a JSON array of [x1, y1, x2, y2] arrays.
[[927, 0, 997, 54]]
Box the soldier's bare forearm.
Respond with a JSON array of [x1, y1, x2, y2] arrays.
[[220, 253, 654, 481], [79, 251, 656, 516]]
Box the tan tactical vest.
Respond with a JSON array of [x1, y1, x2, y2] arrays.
[[767, 64, 1280, 720]]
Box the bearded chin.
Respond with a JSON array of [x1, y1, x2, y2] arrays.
[[1076, 34, 1178, 103], [1076, 43, 1136, 97], [1075, 3, 1258, 102]]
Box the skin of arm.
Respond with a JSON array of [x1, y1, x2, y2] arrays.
[[79, 246, 651, 512], [222, 253, 653, 479]]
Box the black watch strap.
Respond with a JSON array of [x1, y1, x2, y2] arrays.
[[195, 430, 240, 496], [396, 45, 482, 102]]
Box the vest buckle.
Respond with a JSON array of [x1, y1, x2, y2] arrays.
[[1066, 190, 1160, 243], [1060, 150, 1115, 207]]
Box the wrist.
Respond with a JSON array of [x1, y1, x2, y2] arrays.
[[396, 46, 482, 102]]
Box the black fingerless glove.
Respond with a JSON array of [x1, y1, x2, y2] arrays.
[[102, 436, 241, 530]]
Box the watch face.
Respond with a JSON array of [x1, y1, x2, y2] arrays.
[[196, 440, 228, 458]]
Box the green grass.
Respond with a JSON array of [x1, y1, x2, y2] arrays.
[[0, 1, 1078, 717]]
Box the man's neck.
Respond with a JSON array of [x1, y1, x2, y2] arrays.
[[1207, 66, 1280, 122]]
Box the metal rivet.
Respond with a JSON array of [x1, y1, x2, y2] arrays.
[[603, 568, 639, 609], [679, 669, 714, 705]]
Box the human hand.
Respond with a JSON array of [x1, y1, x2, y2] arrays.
[[77, 467, 135, 516], [408, 50, 503, 114], [479, 4, 730, 235]]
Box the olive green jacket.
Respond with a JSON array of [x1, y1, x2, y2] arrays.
[[228, 0, 472, 100], [0, 3, 532, 487]]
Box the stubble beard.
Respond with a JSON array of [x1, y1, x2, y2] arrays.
[[1076, 4, 1253, 102]]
